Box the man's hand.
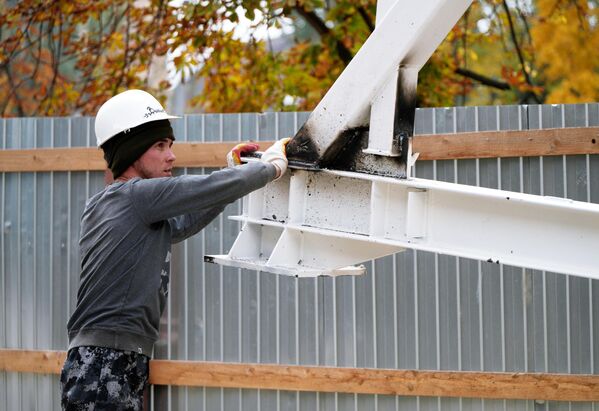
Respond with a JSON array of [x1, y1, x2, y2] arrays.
[[226, 142, 260, 167], [261, 137, 291, 179]]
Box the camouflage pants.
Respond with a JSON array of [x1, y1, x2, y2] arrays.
[[60, 346, 149, 411]]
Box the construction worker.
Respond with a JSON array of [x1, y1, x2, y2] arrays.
[[60, 89, 290, 410]]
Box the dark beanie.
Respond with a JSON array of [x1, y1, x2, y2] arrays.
[[101, 119, 175, 178]]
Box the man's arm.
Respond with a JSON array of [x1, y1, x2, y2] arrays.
[[130, 161, 276, 225], [168, 204, 227, 244]]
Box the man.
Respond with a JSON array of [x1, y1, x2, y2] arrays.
[[60, 89, 290, 410]]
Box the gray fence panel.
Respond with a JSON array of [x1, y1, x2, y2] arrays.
[[500, 107, 529, 411], [21, 132, 37, 411], [1, 105, 599, 411], [298, 276, 318, 411], [222, 113, 242, 411], [4, 119, 21, 411]]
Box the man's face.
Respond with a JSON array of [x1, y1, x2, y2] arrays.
[[133, 138, 176, 179]]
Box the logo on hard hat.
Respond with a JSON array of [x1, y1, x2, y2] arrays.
[[144, 106, 166, 118]]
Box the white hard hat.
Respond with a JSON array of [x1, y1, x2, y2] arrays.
[[94, 89, 180, 147]]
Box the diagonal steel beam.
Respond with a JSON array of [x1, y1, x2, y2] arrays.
[[287, 0, 473, 177], [208, 1, 599, 280]]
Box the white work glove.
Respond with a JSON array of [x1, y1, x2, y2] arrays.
[[261, 138, 291, 179], [226, 142, 260, 167]]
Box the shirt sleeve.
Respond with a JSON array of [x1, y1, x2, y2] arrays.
[[168, 204, 226, 244], [129, 161, 276, 226]]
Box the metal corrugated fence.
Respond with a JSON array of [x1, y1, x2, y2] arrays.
[[1, 105, 598, 411]]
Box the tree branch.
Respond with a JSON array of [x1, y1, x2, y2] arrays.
[[501, 0, 541, 103], [357, 6, 375, 32], [2, 10, 36, 63], [490, 2, 510, 53], [461, 8, 469, 101], [293, 5, 353, 65], [103, 3, 128, 92], [455, 67, 511, 90], [30, 21, 47, 114], [144, 0, 167, 89], [112, 3, 132, 94], [2, 64, 25, 116], [74, 9, 107, 111], [515, 0, 533, 44], [42, 8, 63, 115]]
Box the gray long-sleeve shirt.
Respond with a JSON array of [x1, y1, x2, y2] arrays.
[[67, 162, 275, 355]]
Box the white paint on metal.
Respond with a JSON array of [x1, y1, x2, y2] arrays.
[[375, 0, 395, 25], [208, 168, 599, 279], [364, 70, 400, 157], [365, 66, 419, 157], [405, 189, 427, 238]]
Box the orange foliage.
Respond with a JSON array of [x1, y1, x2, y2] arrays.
[[2, 0, 599, 117]]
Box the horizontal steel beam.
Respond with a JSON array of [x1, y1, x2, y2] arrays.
[[209, 166, 599, 279]]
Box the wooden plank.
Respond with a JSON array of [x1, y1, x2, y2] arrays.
[[413, 127, 599, 160], [0, 147, 107, 172], [1, 349, 598, 401], [0, 142, 272, 172], [0, 349, 66, 374], [149, 360, 599, 401], [1, 127, 599, 172]]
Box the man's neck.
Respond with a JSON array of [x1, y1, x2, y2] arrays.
[[116, 167, 142, 182]]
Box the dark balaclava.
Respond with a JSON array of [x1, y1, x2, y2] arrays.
[[101, 119, 175, 179]]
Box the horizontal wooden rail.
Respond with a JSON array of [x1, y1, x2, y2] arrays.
[[1, 127, 599, 172], [0, 142, 273, 172], [413, 126, 599, 161], [1, 349, 598, 401]]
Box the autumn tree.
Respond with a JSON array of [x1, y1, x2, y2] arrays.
[[1, 0, 598, 117], [532, 0, 599, 103], [192, 0, 599, 109], [0, 0, 176, 116]]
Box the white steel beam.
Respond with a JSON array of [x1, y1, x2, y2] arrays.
[[207, 167, 599, 280]]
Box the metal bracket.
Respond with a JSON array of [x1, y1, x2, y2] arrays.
[[363, 66, 418, 170]]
